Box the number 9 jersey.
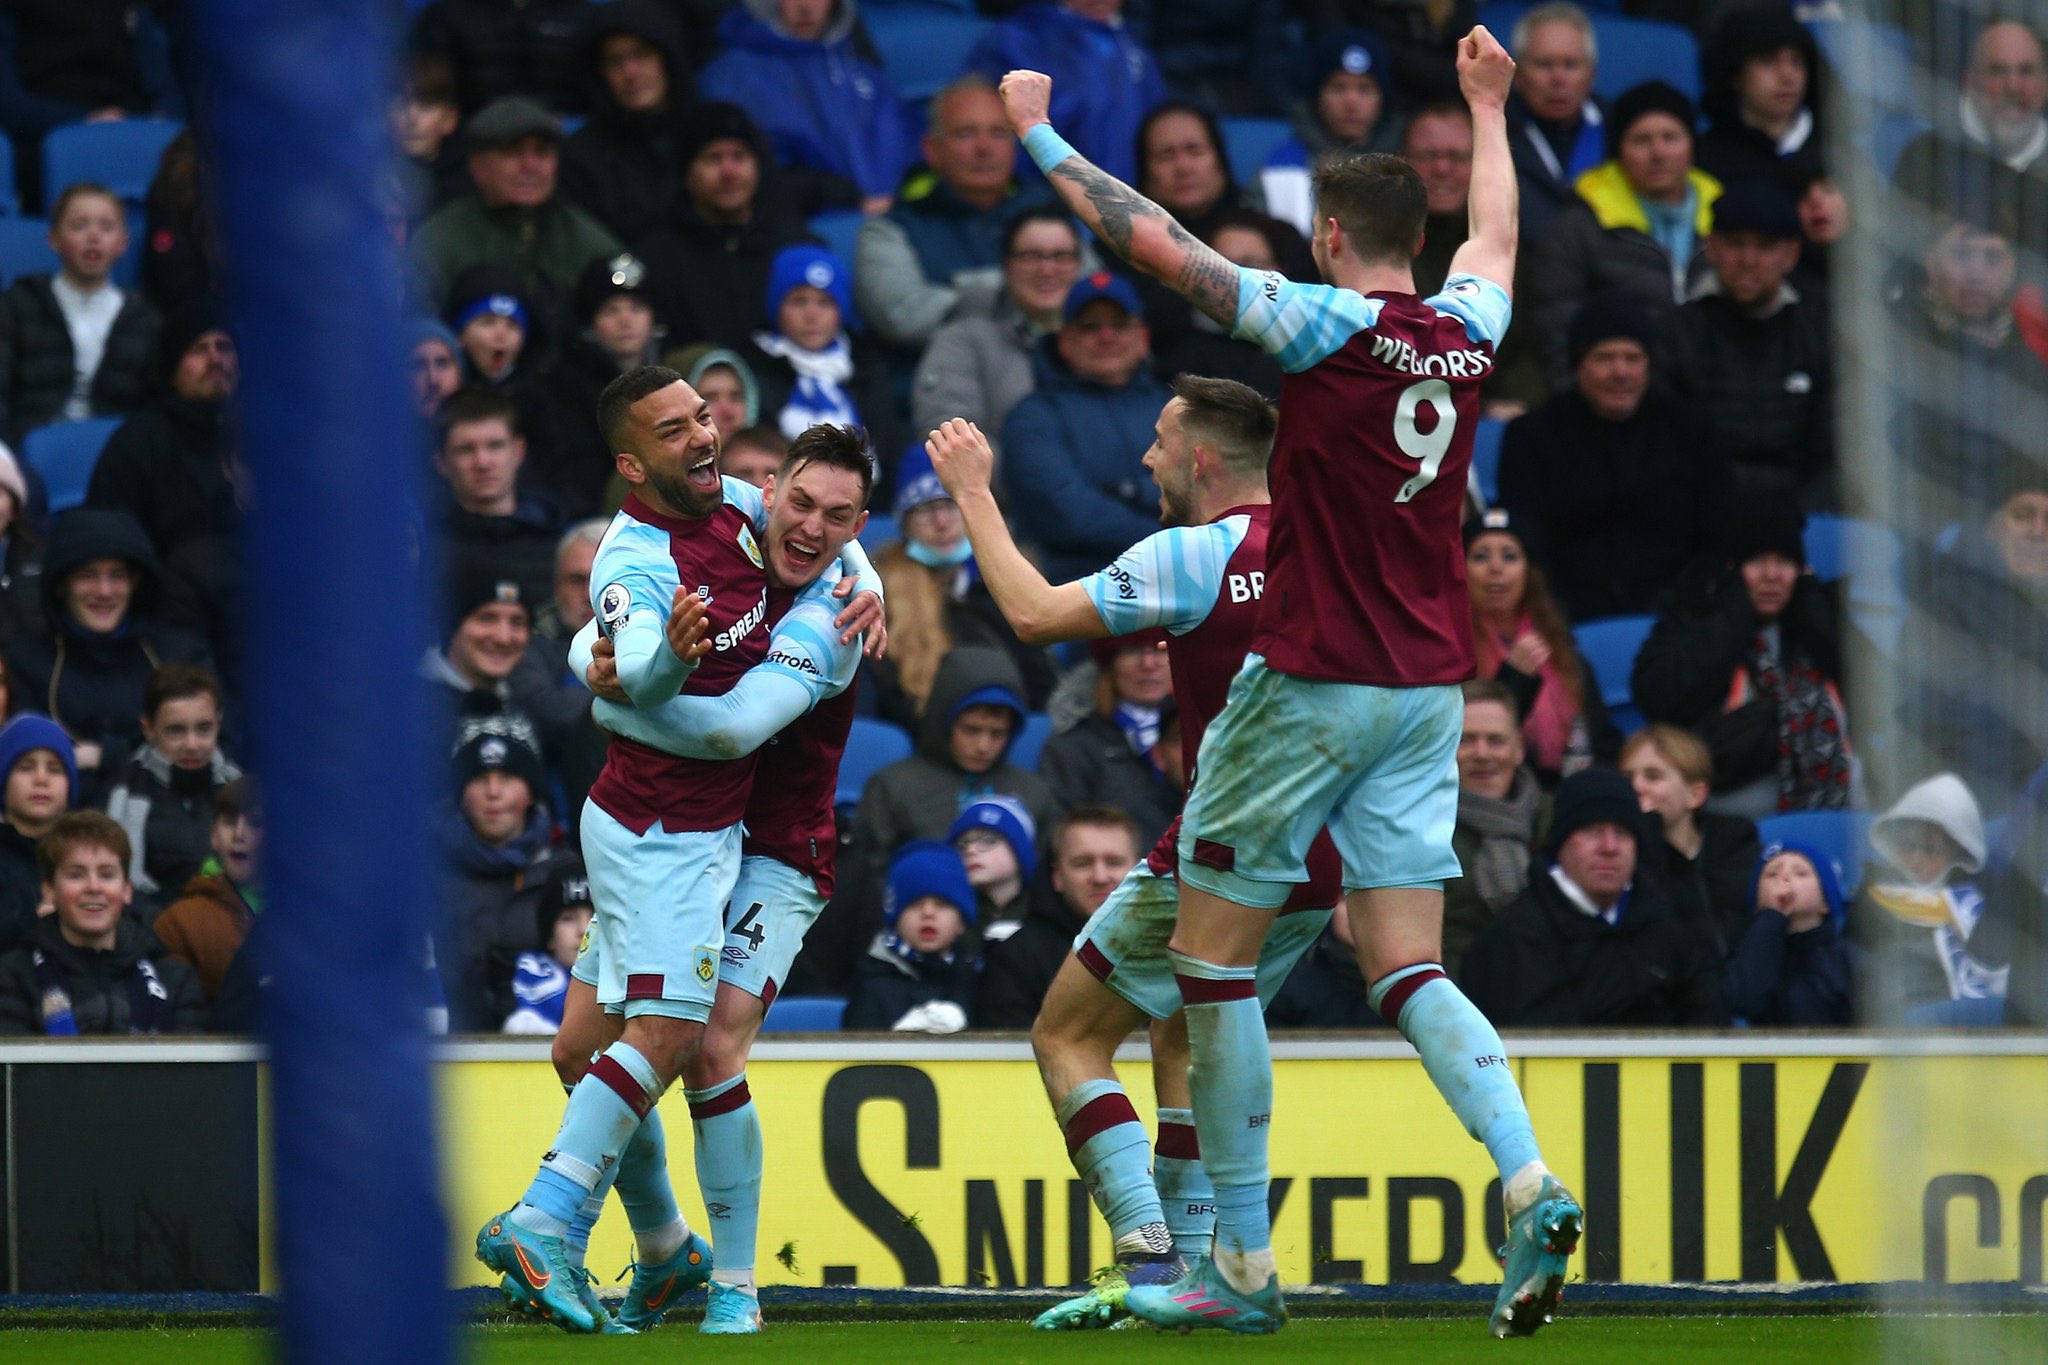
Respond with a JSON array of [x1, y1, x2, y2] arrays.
[[1229, 266, 1512, 687]]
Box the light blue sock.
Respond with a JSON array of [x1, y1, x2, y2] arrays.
[[686, 1073, 762, 1281], [1171, 952, 1271, 1258], [614, 1103, 688, 1261], [514, 1041, 659, 1235], [566, 1186, 609, 1268], [1372, 964, 1542, 1181], [1056, 1079, 1169, 1257], [1152, 1106, 1214, 1258]]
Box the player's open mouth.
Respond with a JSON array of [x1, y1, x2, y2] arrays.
[[687, 454, 718, 489], [784, 537, 820, 569]]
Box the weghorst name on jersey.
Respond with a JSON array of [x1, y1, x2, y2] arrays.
[[1369, 332, 1494, 380]]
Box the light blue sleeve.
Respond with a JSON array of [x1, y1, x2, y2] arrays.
[[1425, 273, 1513, 347], [1230, 268, 1383, 373], [567, 618, 601, 683], [590, 523, 694, 707], [591, 587, 856, 760], [839, 535, 881, 607], [1075, 521, 1247, 637], [723, 475, 768, 529]]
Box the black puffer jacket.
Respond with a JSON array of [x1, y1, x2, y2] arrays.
[[976, 895, 1087, 1029], [0, 821, 45, 956], [633, 195, 819, 353], [84, 394, 237, 559], [842, 932, 978, 1032], [1665, 287, 1836, 507], [558, 0, 697, 244], [0, 276, 161, 442], [10, 509, 212, 793], [0, 915, 205, 1035]]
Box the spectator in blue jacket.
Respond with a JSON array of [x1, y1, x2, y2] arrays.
[[1724, 839, 1854, 1026], [968, 0, 1166, 186], [1259, 29, 1400, 238], [699, 0, 916, 211], [1001, 271, 1170, 580]]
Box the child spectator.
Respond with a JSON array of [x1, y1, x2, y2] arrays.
[[0, 811, 203, 1035], [501, 859, 593, 1035], [536, 253, 666, 518], [0, 714, 76, 952], [1621, 724, 1761, 960], [445, 264, 540, 389], [668, 344, 762, 448], [1724, 840, 1853, 1026], [845, 841, 978, 1033], [105, 665, 240, 910], [1854, 773, 2007, 1025], [949, 795, 1038, 934], [746, 245, 900, 464], [0, 181, 161, 443], [152, 776, 263, 1004]]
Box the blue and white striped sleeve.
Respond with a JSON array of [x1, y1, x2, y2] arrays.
[[1231, 269, 1383, 373], [1425, 273, 1513, 347], [1077, 522, 1244, 636]]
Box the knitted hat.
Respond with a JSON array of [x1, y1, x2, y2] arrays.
[[1711, 180, 1801, 239], [948, 795, 1038, 883], [765, 244, 852, 320], [0, 714, 77, 810], [451, 727, 545, 799], [1568, 292, 1657, 362], [1301, 27, 1388, 100], [676, 101, 763, 168], [1544, 767, 1644, 855], [406, 315, 461, 357], [573, 251, 656, 326], [1722, 500, 1806, 566], [950, 682, 1024, 730], [1606, 80, 1697, 158], [158, 299, 227, 385], [445, 558, 530, 641], [1752, 839, 1846, 923], [892, 441, 950, 520], [444, 263, 531, 336], [1062, 270, 1145, 323], [884, 839, 976, 927], [535, 858, 593, 946]]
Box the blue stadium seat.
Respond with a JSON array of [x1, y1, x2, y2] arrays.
[[804, 210, 866, 329], [42, 119, 184, 205], [864, 4, 992, 102], [838, 716, 913, 808], [1220, 116, 1292, 183], [23, 416, 123, 513], [0, 135, 16, 216], [0, 217, 56, 287], [1755, 810, 1875, 907], [858, 511, 899, 551], [1469, 417, 1505, 507], [759, 994, 848, 1032], [1010, 711, 1052, 770], [1587, 16, 1701, 103], [1572, 613, 1655, 737], [1803, 514, 1850, 581]]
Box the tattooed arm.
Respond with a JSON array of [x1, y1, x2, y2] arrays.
[[998, 69, 1242, 330]]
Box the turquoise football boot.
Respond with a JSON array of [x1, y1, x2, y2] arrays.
[[700, 1280, 764, 1334], [615, 1231, 714, 1330], [1033, 1253, 1186, 1330], [1491, 1175, 1583, 1338], [1123, 1257, 1285, 1334], [475, 1209, 599, 1333]]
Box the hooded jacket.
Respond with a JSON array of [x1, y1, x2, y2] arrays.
[[0, 275, 160, 443], [153, 863, 259, 1003], [698, 0, 915, 199], [794, 646, 1056, 994], [1852, 773, 2004, 1019], [11, 510, 211, 785], [966, 2, 1165, 185], [0, 914, 205, 1035], [1001, 338, 1173, 581], [84, 390, 236, 560], [558, 0, 698, 244]]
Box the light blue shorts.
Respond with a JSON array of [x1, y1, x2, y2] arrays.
[[1072, 862, 1333, 1020], [1178, 656, 1463, 909], [719, 854, 826, 1001], [579, 798, 743, 1022]]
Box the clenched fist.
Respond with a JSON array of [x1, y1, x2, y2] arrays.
[[999, 70, 1053, 137]]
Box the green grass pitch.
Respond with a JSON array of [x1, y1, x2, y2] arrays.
[[3, 1317, 2046, 1362]]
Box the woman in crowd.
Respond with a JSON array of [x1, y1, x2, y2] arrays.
[[1621, 723, 1761, 961], [1037, 632, 1179, 853], [1463, 508, 1618, 785]]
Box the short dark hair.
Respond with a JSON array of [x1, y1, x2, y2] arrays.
[[1170, 374, 1275, 473], [406, 50, 458, 107], [1137, 100, 1233, 194], [1051, 804, 1142, 863], [1002, 204, 1081, 259], [38, 810, 130, 884], [49, 181, 122, 227], [781, 424, 875, 506], [144, 663, 222, 720], [1402, 100, 1474, 152], [597, 364, 685, 455], [726, 424, 790, 461], [1461, 678, 1518, 712], [1311, 153, 1428, 266], [215, 774, 262, 823], [435, 385, 520, 450]]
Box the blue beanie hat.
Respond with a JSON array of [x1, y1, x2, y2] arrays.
[[948, 795, 1038, 883], [1753, 839, 1847, 924], [765, 244, 852, 321], [0, 714, 78, 810], [892, 441, 949, 520], [950, 683, 1024, 731], [406, 315, 460, 355], [885, 839, 976, 926]]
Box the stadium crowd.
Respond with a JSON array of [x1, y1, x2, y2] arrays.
[[0, 0, 2039, 1036]]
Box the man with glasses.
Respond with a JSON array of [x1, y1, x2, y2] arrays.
[[1002, 271, 1171, 579]]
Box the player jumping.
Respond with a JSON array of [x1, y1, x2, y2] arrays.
[[998, 26, 1580, 1339], [924, 382, 1341, 1330]]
